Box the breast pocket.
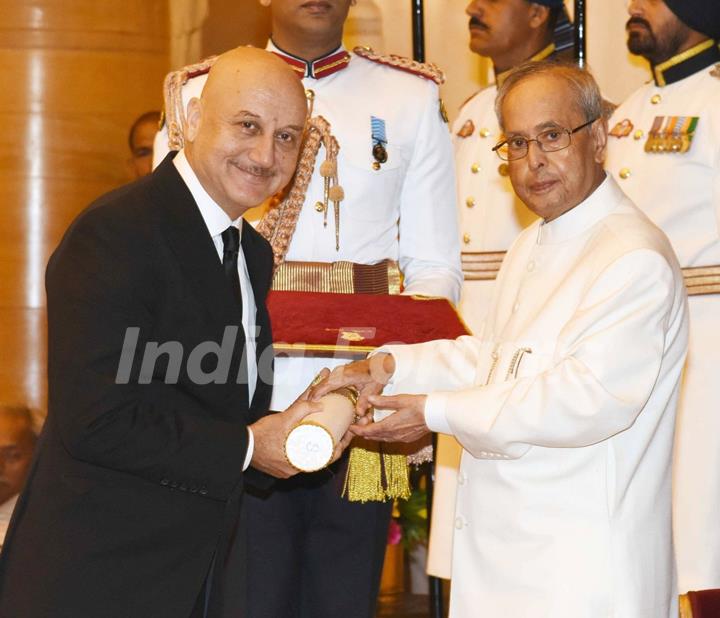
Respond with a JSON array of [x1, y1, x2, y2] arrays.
[[482, 341, 555, 385], [338, 138, 407, 222]]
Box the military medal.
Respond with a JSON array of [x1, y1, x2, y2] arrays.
[[457, 119, 475, 138], [644, 116, 664, 153], [609, 118, 633, 138], [645, 116, 699, 154], [370, 116, 388, 170]]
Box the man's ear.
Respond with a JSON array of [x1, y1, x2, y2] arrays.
[[185, 97, 202, 143], [593, 117, 609, 164], [528, 3, 551, 30]]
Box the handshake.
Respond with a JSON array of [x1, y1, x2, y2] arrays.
[[248, 353, 429, 479]]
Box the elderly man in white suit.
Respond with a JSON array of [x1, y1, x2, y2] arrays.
[[313, 61, 688, 618]]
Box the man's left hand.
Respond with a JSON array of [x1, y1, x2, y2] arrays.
[[351, 394, 429, 443]]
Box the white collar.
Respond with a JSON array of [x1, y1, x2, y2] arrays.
[[173, 149, 243, 241], [537, 174, 621, 245]]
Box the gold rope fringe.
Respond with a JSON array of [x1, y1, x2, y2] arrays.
[[343, 441, 411, 503]]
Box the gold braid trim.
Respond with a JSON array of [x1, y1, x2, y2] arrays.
[[343, 439, 411, 503], [162, 55, 218, 151], [353, 46, 445, 85], [257, 115, 340, 269]]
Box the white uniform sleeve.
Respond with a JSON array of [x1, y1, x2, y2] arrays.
[[385, 249, 681, 459], [398, 80, 462, 304]]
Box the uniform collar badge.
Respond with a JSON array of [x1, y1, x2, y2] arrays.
[[652, 39, 720, 87], [609, 118, 634, 138], [711, 63, 720, 79], [457, 119, 475, 138], [270, 42, 351, 80], [644, 116, 699, 154], [371, 116, 388, 170]]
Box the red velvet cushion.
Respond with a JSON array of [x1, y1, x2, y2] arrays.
[[268, 291, 470, 357], [689, 589, 720, 618]]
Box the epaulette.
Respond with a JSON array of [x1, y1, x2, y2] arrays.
[[352, 46, 445, 85], [162, 55, 218, 150]]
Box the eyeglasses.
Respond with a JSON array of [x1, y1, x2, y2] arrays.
[[492, 118, 598, 161]]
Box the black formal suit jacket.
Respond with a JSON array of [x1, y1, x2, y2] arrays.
[[0, 155, 274, 618]]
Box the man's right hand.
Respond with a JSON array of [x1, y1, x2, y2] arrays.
[[249, 398, 323, 478], [309, 353, 396, 418]]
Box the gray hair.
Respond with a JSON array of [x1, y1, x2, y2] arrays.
[[495, 60, 607, 131]]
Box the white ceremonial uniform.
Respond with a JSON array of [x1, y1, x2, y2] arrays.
[[605, 42, 720, 593], [380, 176, 688, 617], [262, 42, 462, 410]]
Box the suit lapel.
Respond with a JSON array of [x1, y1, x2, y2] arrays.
[[149, 154, 241, 330]]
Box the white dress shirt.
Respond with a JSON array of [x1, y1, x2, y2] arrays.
[[0, 494, 18, 548], [173, 149, 257, 470]]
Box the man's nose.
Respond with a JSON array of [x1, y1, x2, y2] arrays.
[[466, 0, 481, 18], [627, 0, 642, 17], [525, 140, 547, 170], [249, 133, 275, 168]]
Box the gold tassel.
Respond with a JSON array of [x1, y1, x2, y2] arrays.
[[343, 440, 411, 502], [383, 452, 411, 500]]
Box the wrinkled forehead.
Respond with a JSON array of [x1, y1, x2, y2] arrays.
[[503, 74, 582, 132]]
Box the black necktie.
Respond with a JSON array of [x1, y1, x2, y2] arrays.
[[221, 225, 242, 310]]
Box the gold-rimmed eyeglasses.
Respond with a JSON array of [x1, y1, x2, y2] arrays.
[[492, 117, 598, 161]]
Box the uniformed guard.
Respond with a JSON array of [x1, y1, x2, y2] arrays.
[[605, 0, 720, 594], [155, 2, 462, 617], [427, 0, 572, 581]]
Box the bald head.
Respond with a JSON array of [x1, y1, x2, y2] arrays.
[[185, 46, 308, 220], [203, 47, 307, 114]]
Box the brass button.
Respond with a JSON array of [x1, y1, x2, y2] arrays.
[[465, 197, 475, 208], [305, 89, 315, 101], [315, 201, 325, 212], [372, 161, 381, 170], [498, 163, 509, 177], [633, 130, 644, 140], [471, 163, 480, 174], [651, 94, 661, 105], [479, 127, 491, 138], [619, 167, 631, 180], [463, 233, 471, 244]]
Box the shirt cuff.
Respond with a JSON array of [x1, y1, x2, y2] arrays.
[[243, 427, 254, 471], [424, 392, 453, 435]]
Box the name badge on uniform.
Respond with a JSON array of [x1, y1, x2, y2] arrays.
[[371, 116, 387, 170], [644, 116, 699, 154]]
